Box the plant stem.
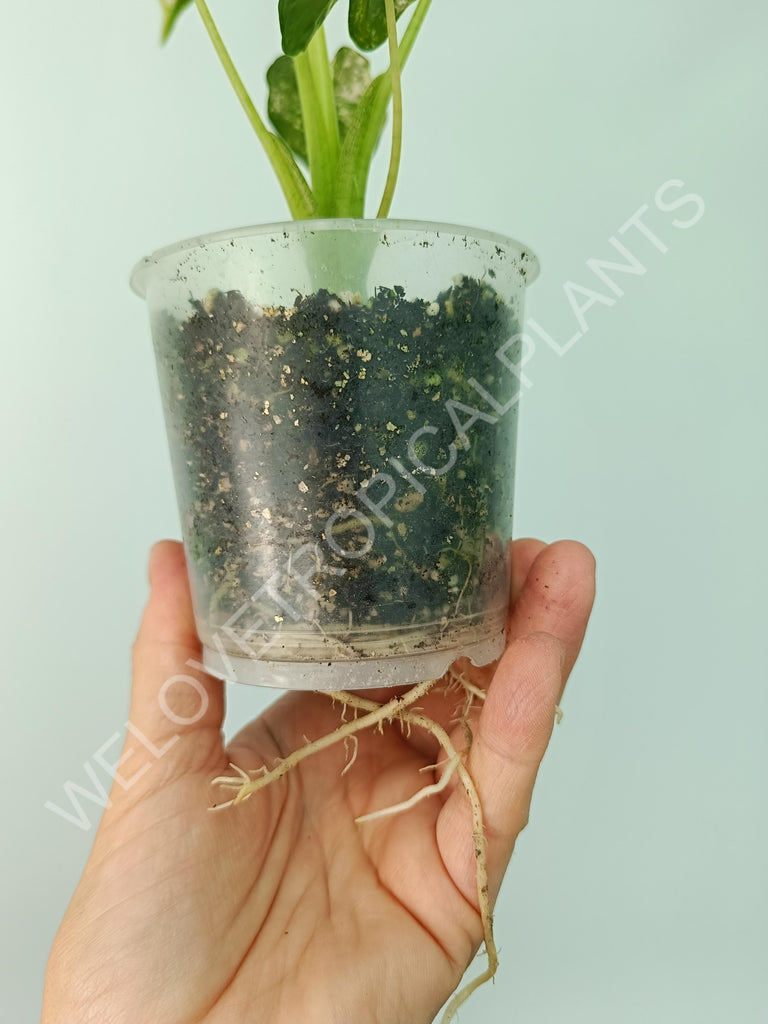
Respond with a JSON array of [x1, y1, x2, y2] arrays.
[[293, 26, 340, 216], [398, 0, 433, 67], [376, 0, 403, 218], [192, 0, 315, 219], [307, 26, 340, 175], [336, 0, 432, 216]]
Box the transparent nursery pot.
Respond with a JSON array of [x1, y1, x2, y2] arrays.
[[131, 220, 539, 689]]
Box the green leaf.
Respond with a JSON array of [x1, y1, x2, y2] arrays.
[[159, 0, 193, 42], [267, 56, 307, 162], [336, 70, 390, 215], [348, 0, 414, 52], [278, 0, 338, 57], [267, 47, 371, 167], [332, 47, 372, 144]]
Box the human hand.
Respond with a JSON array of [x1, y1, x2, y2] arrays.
[[42, 537, 595, 1024]]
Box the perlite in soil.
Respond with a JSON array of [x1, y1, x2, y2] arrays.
[[134, 223, 537, 687]]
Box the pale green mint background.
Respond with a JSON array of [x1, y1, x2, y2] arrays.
[[2, 1, 766, 1020]]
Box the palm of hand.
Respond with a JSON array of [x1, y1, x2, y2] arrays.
[[42, 538, 594, 1024]]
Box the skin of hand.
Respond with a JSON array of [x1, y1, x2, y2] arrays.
[[42, 537, 595, 1024]]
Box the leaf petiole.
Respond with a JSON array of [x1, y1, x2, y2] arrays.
[[376, 0, 403, 218], [192, 0, 315, 218], [336, 0, 432, 216]]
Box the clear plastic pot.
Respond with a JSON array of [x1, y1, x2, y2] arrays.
[[131, 220, 539, 689]]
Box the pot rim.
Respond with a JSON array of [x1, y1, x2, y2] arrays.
[[130, 217, 539, 297]]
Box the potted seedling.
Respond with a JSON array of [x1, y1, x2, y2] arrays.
[[132, 1, 540, 1017], [133, 0, 538, 691]]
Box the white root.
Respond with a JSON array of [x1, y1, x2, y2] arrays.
[[461, 679, 487, 703], [445, 666, 487, 725], [211, 679, 435, 806], [355, 751, 460, 823], [211, 671, 498, 1023], [323, 689, 497, 1023], [211, 762, 265, 790], [341, 734, 359, 776]]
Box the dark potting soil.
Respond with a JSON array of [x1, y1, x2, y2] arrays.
[[154, 275, 521, 658]]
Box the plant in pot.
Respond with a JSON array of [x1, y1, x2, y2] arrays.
[[132, 0, 539, 1017]]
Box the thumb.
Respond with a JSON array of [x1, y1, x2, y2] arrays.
[[127, 541, 225, 776], [437, 632, 565, 911]]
